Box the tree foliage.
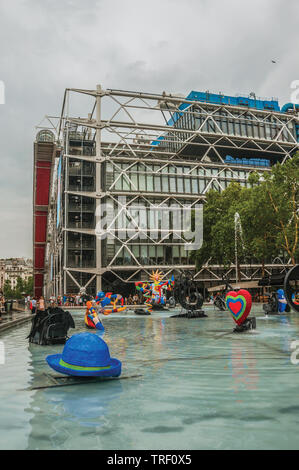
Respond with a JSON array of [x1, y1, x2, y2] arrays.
[[3, 276, 33, 299], [194, 156, 299, 271]]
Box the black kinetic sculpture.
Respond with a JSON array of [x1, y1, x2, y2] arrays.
[[28, 307, 75, 345], [284, 265, 299, 313], [171, 272, 207, 318], [213, 278, 233, 311]]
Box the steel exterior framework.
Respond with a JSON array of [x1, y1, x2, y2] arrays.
[[39, 86, 299, 297]]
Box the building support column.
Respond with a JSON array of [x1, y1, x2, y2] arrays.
[[95, 84, 102, 292]]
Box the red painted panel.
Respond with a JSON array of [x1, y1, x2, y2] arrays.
[[33, 150, 53, 296], [37, 161, 51, 168], [34, 274, 43, 298], [34, 211, 48, 243], [35, 167, 51, 206], [34, 245, 45, 269]]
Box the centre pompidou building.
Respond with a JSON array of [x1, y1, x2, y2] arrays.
[[33, 86, 299, 297]]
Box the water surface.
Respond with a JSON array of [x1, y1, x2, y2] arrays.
[[0, 306, 299, 450]]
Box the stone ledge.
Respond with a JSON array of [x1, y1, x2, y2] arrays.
[[0, 314, 33, 334]]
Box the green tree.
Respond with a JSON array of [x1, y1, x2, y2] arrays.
[[3, 280, 13, 299], [24, 276, 33, 296], [194, 182, 245, 271], [2, 276, 34, 299], [262, 156, 299, 265], [239, 176, 277, 276], [194, 156, 299, 273]]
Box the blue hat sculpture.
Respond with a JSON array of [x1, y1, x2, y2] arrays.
[[46, 332, 122, 377]]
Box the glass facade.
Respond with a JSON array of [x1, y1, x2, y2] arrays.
[[66, 156, 97, 273], [68, 158, 95, 192], [104, 161, 250, 194], [65, 146, 256, 273], [160, 105, 297, 154]]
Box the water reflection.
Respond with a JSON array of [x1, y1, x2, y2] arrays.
[[26, 380, 123, 450], [229, 341, 259, 402]]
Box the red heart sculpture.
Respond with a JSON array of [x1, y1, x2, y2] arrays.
[[225, 289, 252, 325]]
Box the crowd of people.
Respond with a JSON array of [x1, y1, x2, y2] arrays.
[[123, 294, 143, 305], [23, 292, 145, 313], [24, 295, 45, 314]]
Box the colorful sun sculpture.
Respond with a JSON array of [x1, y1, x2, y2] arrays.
[[135, 270, 175, 313]]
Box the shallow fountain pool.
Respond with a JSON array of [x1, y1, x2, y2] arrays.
[[0, 306, 299, 450]]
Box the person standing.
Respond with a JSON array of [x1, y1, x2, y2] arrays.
[[38, 296, 45, 312], [31, 298, 37, 314], [0, 296, 5, 321]]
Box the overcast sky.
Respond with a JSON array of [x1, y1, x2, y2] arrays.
[[0, 0, 298, 258]]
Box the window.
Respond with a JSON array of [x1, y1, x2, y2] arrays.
[[234, 120, 241, 136], [192, 178, 198, 194], [131, 173, 138, 190], [241, 121, 247, 136], [199, 179, 206, 192], [147, 175, 154, 192], [132, 246, 140, 259], [228, 120, 234, 134], [265, 124, 271, 139], [169, 177, 176, 192], [177, 177, 184, 193], [154, 176, 161, 192], [259, 124, 266, 139], [149, 246, 156, 261], [184, 178, 191, 194], [157, 246, 164, 264], [162, 176, 169, 192], [173, 246, 180, 264], [122, 176, 130, 191], [114, 174, 122, 190], [139, 174, 146, 191]]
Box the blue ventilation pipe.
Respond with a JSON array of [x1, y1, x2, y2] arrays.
[[281, 103, 299, 113]]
